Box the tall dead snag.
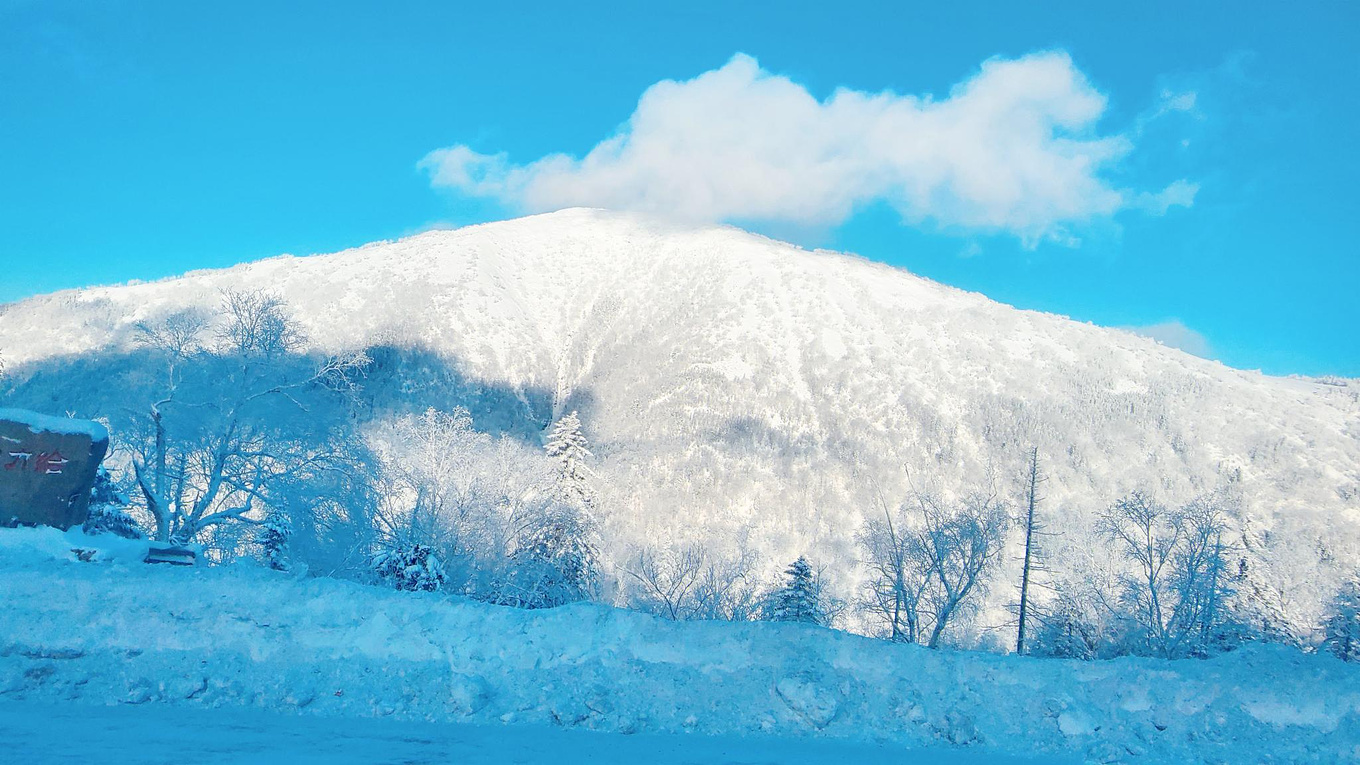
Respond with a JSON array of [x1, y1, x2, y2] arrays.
[[1016, 446, 1044, 655]]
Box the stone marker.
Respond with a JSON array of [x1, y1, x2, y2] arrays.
[[0, 408, 110, 530]]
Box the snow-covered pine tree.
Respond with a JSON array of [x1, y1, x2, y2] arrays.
[[499, 411, 602, 608], [1322, 579, 1360, 662], [769, 556, 823, 625], [258, 514, 293, 572], [545, 410, 595, 510], [82, 467, 143, 539]]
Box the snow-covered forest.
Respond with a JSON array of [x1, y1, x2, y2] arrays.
[[3, 210, 1358, 663]]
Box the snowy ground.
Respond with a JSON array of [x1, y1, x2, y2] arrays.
[[0, 698, 1064, 764], [2, 528, 1356, 764]]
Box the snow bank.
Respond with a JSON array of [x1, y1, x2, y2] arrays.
[[0, 407, 109, 444], [0, 698, 1055, 765], [1, 528, 1356, 764]]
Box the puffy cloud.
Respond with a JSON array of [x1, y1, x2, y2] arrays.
[[422, 52, 1186, 244], [1127, 319, 1213, 358]]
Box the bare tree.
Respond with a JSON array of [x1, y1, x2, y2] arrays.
[[691, 545, 765, 621], [624, 542, 764, 622], [859, 502, 930, 642], [1016, 446, 1045, 655], [860, 489, 1009, 647], [916, 492, 1010, 648], [1098, 491, 1236, 657], [625, 544, 705, 620], [129, 290, 366, 549]]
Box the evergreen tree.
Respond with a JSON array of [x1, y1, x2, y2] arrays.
[[499, 411, 601, 609], [545, 410, 595, 510], [770, 556, 824, 625], [1322, 579, 1360, 662], [258, 514, 293, 572], [82, 467, 142, 539]]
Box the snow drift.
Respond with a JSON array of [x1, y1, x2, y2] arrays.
[[0, 528, 1355, 764]]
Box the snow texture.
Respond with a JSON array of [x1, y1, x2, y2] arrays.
[[1, 527, 1355, 764]]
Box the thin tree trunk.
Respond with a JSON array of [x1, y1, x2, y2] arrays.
[[1016, 447, 1040, 655]]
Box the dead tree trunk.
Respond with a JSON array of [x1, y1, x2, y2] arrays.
[[1016, 446, 1043, 655]]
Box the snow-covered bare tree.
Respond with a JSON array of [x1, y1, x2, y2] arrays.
[[859, 490, 1008, 647], [1098, 491, 1237, 657], [859, 501, 930, 642], [689, 546, 765, 621], [625, 542, 764, 621], [914, 492, 1010, 648], [128, 290, 367, 552], [625, 544, 705, 620]]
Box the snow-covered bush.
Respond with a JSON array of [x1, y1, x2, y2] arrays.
[[1028, 598, 1101, 660], [81, 467, 143, 539], [1322, 579, 1360, 662], [257, 515, 292, 572], [625, 543, 764, 621], [365, 407, 552, 598], [372, 543, 446, 592], [499, 504, 600, 609]]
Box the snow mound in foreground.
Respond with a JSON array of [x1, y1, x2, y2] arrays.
[[2, 527, 1356, 764]]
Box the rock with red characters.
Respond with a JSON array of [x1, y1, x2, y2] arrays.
[[0, 408, 109, 530]]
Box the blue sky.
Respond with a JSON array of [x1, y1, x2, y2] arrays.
[[2, 1, 1356, 375]]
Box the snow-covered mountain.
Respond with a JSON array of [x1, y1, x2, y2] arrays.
[[2, 208, 1357, 631]]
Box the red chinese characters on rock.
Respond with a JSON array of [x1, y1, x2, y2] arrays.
[[4, 449, 68, 475]]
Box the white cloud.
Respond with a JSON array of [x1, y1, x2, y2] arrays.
[[1134, 179, 1199, 215], [421, 52, 1187, 244], [1127, 319, 1212, 358]]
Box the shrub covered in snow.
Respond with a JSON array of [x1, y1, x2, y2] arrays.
[[1028, 600, 1100, 660], [258, 515, 293, 572], [372, 543, 446, 592]]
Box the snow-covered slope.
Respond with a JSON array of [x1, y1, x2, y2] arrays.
[[1, 529, 1355, 764], [2, 209, 1358, 630]]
